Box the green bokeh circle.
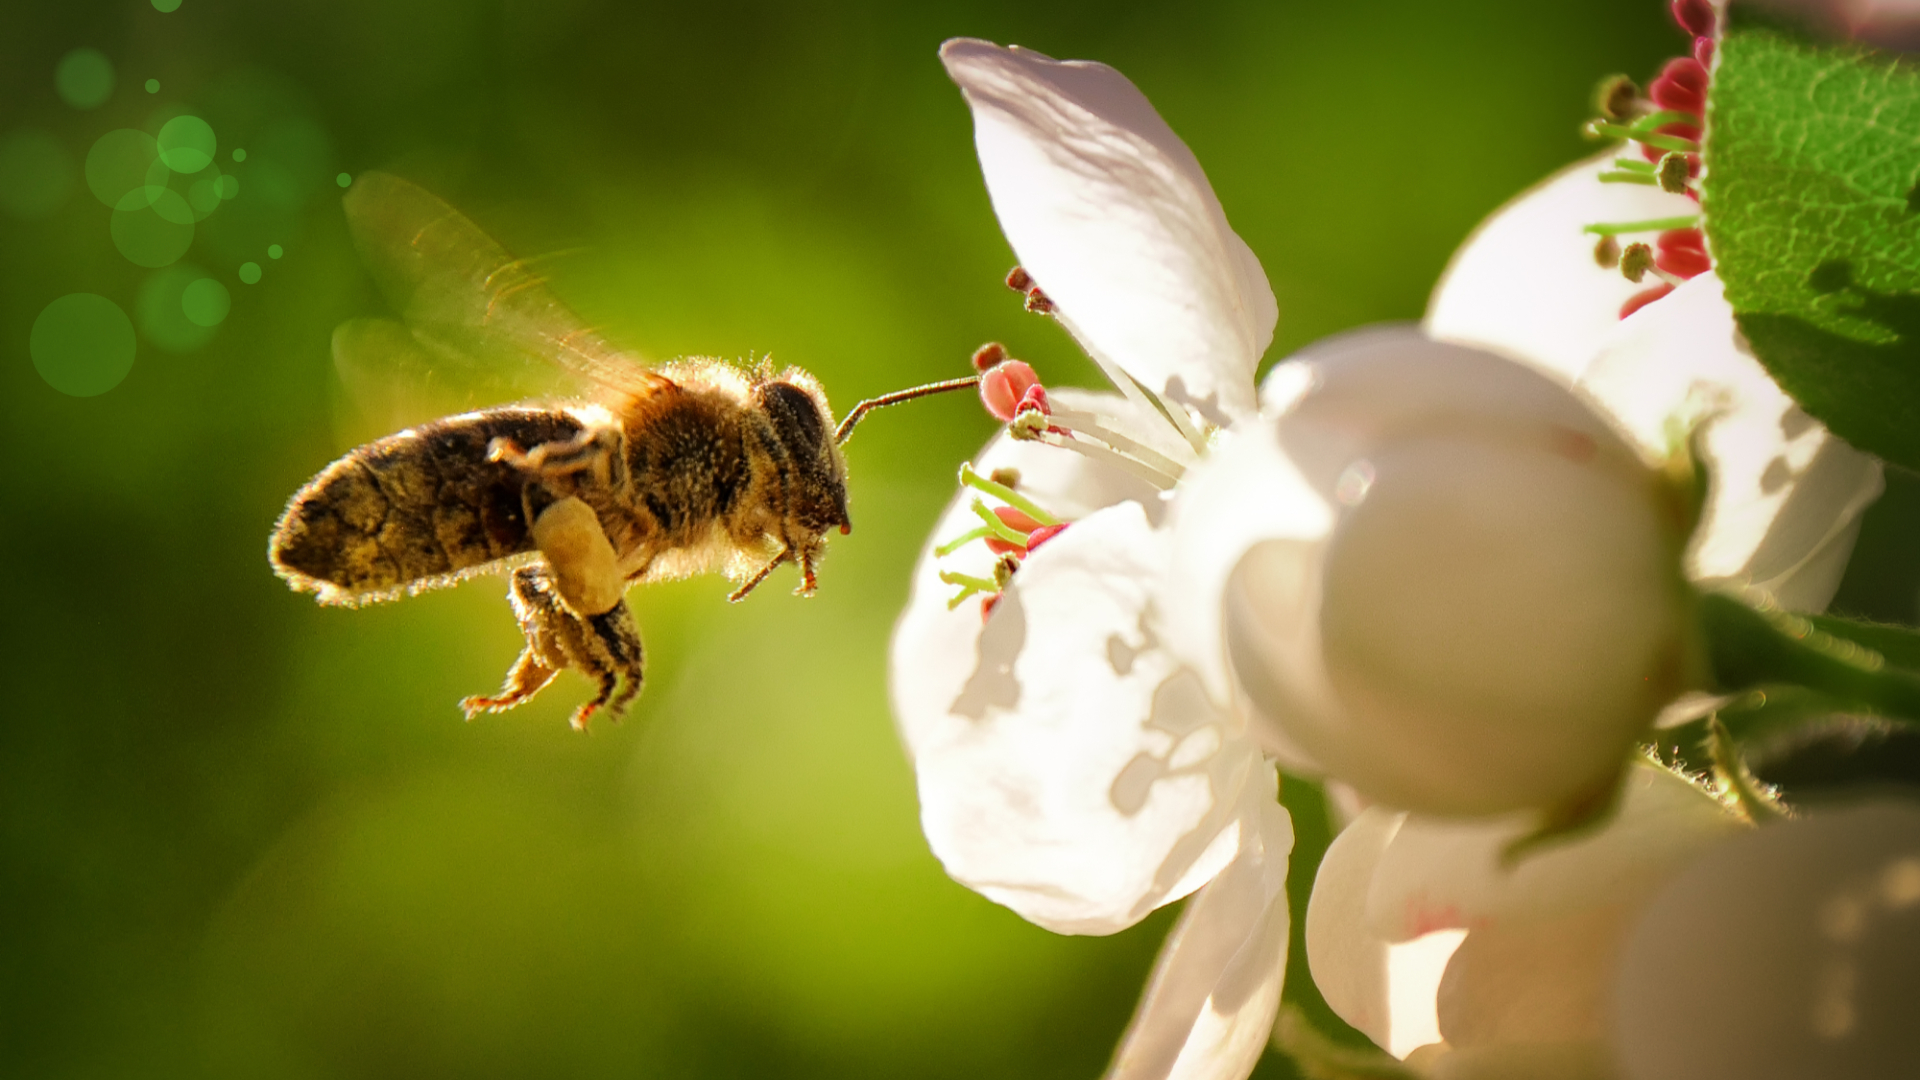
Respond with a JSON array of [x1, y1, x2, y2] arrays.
[[182, 277, 230, 327], [55, 49, 114, 110], [152, 0, 183, 11], [157, 115, 216, 173], [267, 244, 283, 259], [136, 265, 218, 351], [145, 79, 160, 94], [0, 129, 75, 219], [86, 129, 160, 208], [238, 261, 261, 284], [32, 293, 135, 396], [112, 188, 194, 267]]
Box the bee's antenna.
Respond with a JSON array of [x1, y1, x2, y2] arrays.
[[835, 375, 982, 445]]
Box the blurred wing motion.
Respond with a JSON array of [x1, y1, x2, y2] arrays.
[[335, 171, 665, 431]]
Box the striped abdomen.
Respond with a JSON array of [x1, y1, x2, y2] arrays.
[[270, 407, 584, 605]]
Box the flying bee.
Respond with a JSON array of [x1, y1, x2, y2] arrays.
[[270, 172, 977, 729]]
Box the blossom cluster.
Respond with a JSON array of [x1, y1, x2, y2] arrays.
[[889, 6, 1914, 1079]]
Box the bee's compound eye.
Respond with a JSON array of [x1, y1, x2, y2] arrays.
[[760, 381, 827, 454]]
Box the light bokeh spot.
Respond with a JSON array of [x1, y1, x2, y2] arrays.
[[157, 115, 216, 173], [152, 0, 183, 11], [32, 293, 135, 396], [267, 243, 283, 259], [145, 78, 160, 94], [56, 49, 114, 110], [136, 265, 219, 351], [231, 147, 245, 162], [0, 129, 75, 219], [238, 261, 262, 284], [85, 129, 160, 207], [112, 187, 194, 267], [182, 277, 231, 327], [336, 172, 351, 188]]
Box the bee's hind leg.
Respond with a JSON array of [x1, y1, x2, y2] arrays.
[[459, 563, 645, 731]]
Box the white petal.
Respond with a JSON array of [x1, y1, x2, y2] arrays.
[[1306, 807, 1461, 1059], [894, 495, 1258, 934], [1425, 150, 1698, 381], [1108, 795, 1294, 1080], [1362, 763, 1742, 943], [941, 39, 1273, 423], [1580, 272, 1884, 611], [1160, 412, 1335, 724]]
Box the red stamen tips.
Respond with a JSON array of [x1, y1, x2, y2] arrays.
[[971, 341, 1009, 373], [1005, 266, 1034, 293], [1694, 36, 1715, 68], [1656, 228, 1711, 279], [1650, 57, 1708, 115], [1621, 282, 1677, 320], [981, 593, 1002, 621], [981, 360, 1043, 422], [1023, 287, 1056, 314], [984, 506, 1042, 555], [1671, 0, 1715, 38], [1025, 523, 1068, 551]]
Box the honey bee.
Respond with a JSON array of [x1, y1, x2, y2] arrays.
[[270, 172, 976, 729]]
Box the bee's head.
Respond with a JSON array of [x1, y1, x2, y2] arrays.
[[752, 371, 852, 538]]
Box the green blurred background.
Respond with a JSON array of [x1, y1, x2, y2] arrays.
[[4, 1, 1916, 1077]]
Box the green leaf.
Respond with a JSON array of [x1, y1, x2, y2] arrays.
[[1704, 12, 1920, 470]]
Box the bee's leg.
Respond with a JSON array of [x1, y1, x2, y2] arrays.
[[460, 564, 645, 730]]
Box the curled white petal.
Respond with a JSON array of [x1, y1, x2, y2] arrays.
[[1363, 764, 1742, 941], [894, 468, 1258, 933], [1425, 150, 1699, 381], [1305, 807, 1462, 1059], [942, 38, 1274, 423], [1107, 791, 1293, 1080], [1580, 272, 1883, 611]]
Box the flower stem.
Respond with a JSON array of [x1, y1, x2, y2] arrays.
[[1587, 120, 1699, 153], [1600, 170, 1659, 185], [934, 525, 992, 557], [1029, 430, 1180, 491], [968, 499, 1033, 546], [939, 569, 1000, 594], [1700, 593, 1920, 722], [959, 463, 1063, 525], [1048, 406, 1190, 478], [1582, 215, 1701, 236]]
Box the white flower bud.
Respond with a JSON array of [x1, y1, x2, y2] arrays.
[[1205, 329, 1693, 815], [1613, 800, 1920, 1080]]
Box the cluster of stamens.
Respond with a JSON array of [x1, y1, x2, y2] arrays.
[[933, 266, 1217, 618], [1583, 0, 1718, 318]]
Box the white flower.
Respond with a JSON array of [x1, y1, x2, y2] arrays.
[[1304, 762, 1747, 1074], [892, 39, 1291, 1080], [1426, 154, 1883, 614]]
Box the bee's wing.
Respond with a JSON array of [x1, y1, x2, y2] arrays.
[[342, 171, 668, 401]]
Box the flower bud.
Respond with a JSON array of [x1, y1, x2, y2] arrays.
[[1212, 330, 1692, 815]]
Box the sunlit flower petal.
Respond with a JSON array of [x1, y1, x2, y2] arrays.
[[1108, 794, 1293, 1080], [1425, 150, 1699, 381], [1580, 272, 1884, 611], [1304, 807, 1461, 1059], [1306, 764, 1743, 1062], [893, 420, 1260, 932], [941, 39, 1276, 423]]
